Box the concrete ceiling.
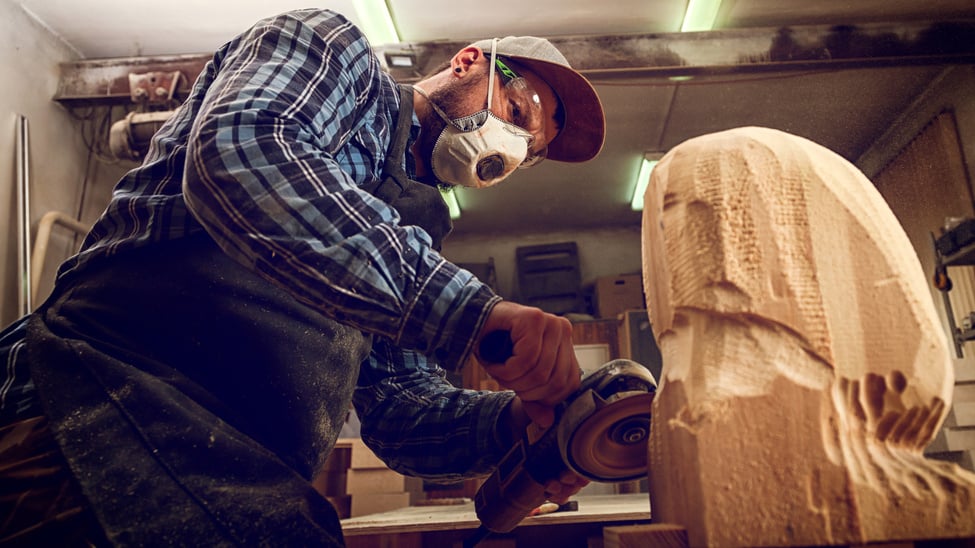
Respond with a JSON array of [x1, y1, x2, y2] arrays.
[[18, 0, 975, 236]]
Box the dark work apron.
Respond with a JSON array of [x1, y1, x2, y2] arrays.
[[363, 84, 452, 251], [25, 84, 450, 546]]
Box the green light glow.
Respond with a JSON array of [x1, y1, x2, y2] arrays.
[[630, 158, 659, 211], [352, 0, 400, 45], [441, 188, 462, 219], [681, 0, 723, 32]]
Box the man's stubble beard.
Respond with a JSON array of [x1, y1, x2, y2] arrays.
[[414, 72, 486, 187]]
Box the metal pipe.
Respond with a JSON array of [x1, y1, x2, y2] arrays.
[[16, 115, 31, 315], [31, 211, 89, 304]]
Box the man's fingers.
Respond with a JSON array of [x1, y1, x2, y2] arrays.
[[543, 471, 590, 504], [521, 401, 554, 428], [487, 317, 576, 403], [477, 302, 581, 416]]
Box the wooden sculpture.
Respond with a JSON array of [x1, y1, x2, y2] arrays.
[[640, 127, 975, 547]]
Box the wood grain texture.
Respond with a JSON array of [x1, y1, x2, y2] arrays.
[[340, 493, 650, 536], [640, 127, 975, 547], [604, 524, 688, 548]]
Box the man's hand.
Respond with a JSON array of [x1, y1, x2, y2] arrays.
[[477, 301, 581, 427], [544, 470, 590, 504], [497, 397, 589, 503]]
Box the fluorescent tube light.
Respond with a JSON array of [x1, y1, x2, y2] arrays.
[[680, 0, 723, 32], [630, 154, 661, 211], [441, 188, 462, 219], [352, 0, 400, 45]]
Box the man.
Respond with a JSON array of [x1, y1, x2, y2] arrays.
[[0, 8, 605, 546]]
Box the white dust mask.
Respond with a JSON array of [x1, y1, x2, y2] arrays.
[[417, 39, 534, 188]]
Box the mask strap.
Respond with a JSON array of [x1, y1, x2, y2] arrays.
[[413, 86, 452, 124], [414, 38, 499, 128], [487, 38, 498, 109]]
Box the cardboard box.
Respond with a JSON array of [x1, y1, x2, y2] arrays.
[[325, 495, 351, 519], [349, 438, 386, 469], [321, 443, 351, 471], [312, 470, 347, 497], [346, 468, 409, 495], [312, 442, 352, 497], [350, 492, 412, 517], [595, 274, 644, 319], [617, 309, 663, 382]]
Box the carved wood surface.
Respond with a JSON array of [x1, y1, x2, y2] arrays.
[[641, 127, 975, 546]]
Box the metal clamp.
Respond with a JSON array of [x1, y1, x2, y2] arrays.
[[128, 71, 181, 105]]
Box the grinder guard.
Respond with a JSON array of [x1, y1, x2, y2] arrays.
[[473, 359, 656, 535], [559, 360, 657, 482]]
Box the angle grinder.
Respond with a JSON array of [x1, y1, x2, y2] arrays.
[[466, 331, 657, 546]]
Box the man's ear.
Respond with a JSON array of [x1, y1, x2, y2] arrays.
[[450, 46, 484, 76]]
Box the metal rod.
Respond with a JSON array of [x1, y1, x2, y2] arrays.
[[31, 211, 89, 304], [931, 232, 964, 358], [16, 115, 32, 315]]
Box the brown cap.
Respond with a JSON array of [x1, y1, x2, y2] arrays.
[[471, 36, 605, 163]]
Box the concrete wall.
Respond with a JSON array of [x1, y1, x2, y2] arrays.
[[0, 2, 135, 327], [0, 3, 87, 325], [441, 226, 642, 305], [859, 66, 975, 187]]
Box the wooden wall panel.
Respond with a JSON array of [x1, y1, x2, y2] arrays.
[[872, 110, 975, 460], [873, 112, 975, 357]]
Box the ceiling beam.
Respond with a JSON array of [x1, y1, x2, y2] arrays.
[[380, 20, 975, 82], [54, 20, 975, 107], [55, 54, 209, 107]]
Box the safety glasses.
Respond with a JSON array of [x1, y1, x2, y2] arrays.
[[491, 56, 547, 168]]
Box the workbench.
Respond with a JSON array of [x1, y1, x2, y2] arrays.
[[340, 493, 651, 547]]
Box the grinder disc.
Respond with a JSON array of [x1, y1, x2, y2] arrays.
[[563, 391, 654, 482]]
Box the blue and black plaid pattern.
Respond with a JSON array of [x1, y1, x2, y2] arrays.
[[2, 9, 512, 477]]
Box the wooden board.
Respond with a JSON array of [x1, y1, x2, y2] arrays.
[[604, 524, 688, 548], [348, 438, 386, 469], [340, 493, 650, 536]]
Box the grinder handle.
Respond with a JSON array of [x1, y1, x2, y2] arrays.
[[477, 330, 514, 365], [474, 438, 550, 533]]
